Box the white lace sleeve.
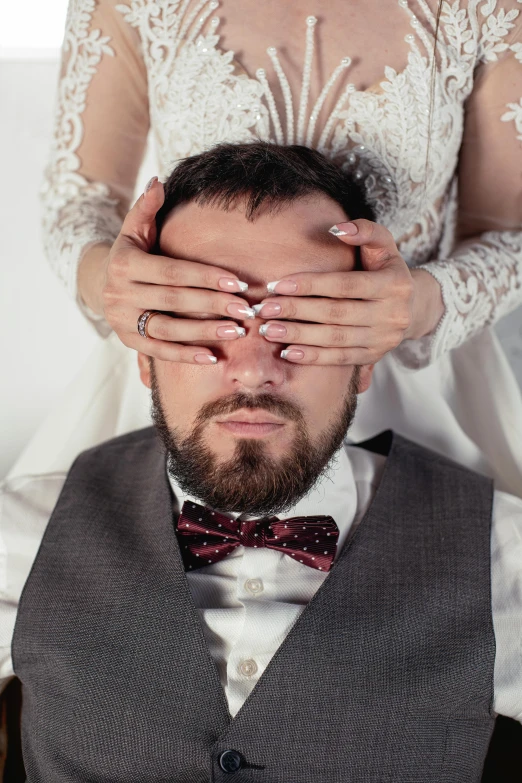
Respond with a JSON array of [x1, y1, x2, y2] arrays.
[[40, 0, 150, 333], [395, 0, 522, 369]]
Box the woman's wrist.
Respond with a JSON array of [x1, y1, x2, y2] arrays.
[[405, 267, 446, 341], [77, 242, 112, 316]]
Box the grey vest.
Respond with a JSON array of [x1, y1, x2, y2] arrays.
[[12, 428, 496, 782]]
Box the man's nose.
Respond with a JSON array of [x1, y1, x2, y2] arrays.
[[223, 318, 286, 390]]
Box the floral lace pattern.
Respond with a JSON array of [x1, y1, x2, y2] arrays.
[[398, 230, 522, 366], [40, 0, 122, 299], [40, 0, 522, 366], [502, 98, 522, 140]]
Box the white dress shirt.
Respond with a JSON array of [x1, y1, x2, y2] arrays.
[[1, 444, 522, 721]]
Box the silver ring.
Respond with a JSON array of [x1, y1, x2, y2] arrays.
[[137, 310, 160, 339]]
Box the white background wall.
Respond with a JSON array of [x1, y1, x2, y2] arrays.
[[0, 55, 156, 479], [0, 49, 521, 480]]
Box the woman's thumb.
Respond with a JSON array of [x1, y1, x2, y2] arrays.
[[120, 176, 165, 251]]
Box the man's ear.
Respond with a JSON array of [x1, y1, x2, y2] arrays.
[[137, 353, 152, 389], [356, 364, 375, 394]]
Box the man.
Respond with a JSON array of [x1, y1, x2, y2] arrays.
[[1, 142, 521, 782]]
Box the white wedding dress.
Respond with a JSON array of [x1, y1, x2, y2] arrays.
[[10, 0, 522, 494]]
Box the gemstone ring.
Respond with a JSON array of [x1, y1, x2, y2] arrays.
[[137, 310, 160, 339]]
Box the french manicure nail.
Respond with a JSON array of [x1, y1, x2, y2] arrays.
[[217, 324, 246, 338], [267, 280, 298, 294], [252, 302, 282, 317], [145, 175, 158, 193], [218, 277, 249, 292], [194, 353, 217, 364], [259, 323, 287, 337], [226, 302, 256, 319], [280, 349, 304, 361], [329, 222, 358, 236]]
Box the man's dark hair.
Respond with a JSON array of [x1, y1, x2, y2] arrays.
[[155, 141, 376, 242]]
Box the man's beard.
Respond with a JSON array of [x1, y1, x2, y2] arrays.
[[151, 365, 360, 516]]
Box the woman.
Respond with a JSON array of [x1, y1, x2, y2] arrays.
[[11, 0, 522, 494]]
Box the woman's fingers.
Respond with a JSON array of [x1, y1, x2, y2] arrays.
[[110, 282, 254, 320], [128, 334, 219, 365], [258, 300, 410, 360], [254, 287, 411, 341], [259, 321, 384, 353], [254, 295, 382, 325], [329, 219, 399, 262], [113, 244, 248, 293], [265, 266, 409, 301], [279, 345, 378, 366], [114, 177, 165, 254], [118, 316, 245, 366], [140, 313, 246, 343], [267, 219, 409, 298]]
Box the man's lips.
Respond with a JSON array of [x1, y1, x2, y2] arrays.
[[216, 410, 286, 426], [216, 410, 287, 436]]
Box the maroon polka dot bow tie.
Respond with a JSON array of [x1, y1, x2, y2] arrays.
[[176, 500, 339, 572]]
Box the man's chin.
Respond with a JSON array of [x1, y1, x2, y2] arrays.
[[199, 433, 295, 481], [168, 435, 318, 515], [206, 421, 294, 461]]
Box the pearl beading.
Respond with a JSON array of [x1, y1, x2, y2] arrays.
[[191, 1, 419, 162], [247, 1, 417, 155], [256, 16, 355, 150], [182, 0, 219, 44]]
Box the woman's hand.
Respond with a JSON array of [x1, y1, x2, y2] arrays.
[[93, 178, 255, 364], [255, 219, 445, 365]]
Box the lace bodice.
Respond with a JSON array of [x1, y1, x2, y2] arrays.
[[41, 0, 522, 367]]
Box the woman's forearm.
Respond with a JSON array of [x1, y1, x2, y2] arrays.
[[77, 243, 112, 316]]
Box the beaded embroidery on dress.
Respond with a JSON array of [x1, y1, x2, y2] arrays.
[[40, 0, 522, 367]]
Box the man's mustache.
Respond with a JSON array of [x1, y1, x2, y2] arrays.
[[193, 391, 304, 427]]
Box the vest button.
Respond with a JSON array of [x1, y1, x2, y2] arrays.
[[219, 749, 244, 773]]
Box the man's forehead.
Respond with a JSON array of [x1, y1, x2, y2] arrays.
[[158, 195, 355, 287]]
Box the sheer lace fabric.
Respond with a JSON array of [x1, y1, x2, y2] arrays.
[[41, 0, 522, 367]]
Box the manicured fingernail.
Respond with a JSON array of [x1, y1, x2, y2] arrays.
[[194, 353, 217, 364], [252, 302, 282, 317], [259, 323, 287, 337], [280, 349, 305, 361], [145, 176, 158, 193], [267, 280, 298, 294], [218, 277, 249, 292], [226, 302, 256, 319], [217, 324, 246, 338], [266, 280, 297, 294], [329, 222, 357, 236]]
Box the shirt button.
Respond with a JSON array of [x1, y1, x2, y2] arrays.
[[238, 658, 258, 677], [244, 578, 264, 595], [219, 749, 244, 773]]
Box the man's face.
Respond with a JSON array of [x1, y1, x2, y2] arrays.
[[138, 193, 374, 514]]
